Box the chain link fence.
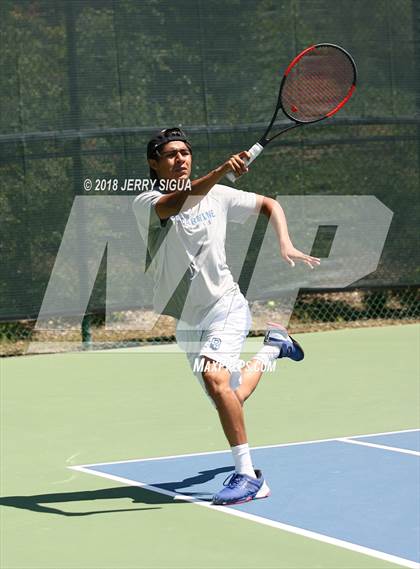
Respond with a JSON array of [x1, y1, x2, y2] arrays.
[[1, 1, 419, 356], [1, 287, 418, 356]]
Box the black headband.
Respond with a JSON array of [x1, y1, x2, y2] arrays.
[[146, 127, 191, 159]]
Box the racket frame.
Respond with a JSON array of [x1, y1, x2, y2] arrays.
[[226, 43, 357, 182], [259, 42, 357, 147]]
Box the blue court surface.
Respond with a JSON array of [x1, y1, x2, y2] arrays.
[[72, 429, 420, 568]]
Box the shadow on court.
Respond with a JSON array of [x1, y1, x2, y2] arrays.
[[0, 466, 233, 516]]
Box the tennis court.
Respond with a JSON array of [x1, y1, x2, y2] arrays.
[[1, 324, 419, 569]]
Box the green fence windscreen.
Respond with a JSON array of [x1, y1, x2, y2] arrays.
[[1, 0, 419, 321]]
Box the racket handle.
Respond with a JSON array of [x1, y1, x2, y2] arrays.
[[226, 142, 264, 183]]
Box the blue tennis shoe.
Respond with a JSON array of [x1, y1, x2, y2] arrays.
[[212, 469, 270, 506], [264, 322, 304, 361]]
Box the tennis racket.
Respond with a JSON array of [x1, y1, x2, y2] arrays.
[[226, 43, 357, 182]]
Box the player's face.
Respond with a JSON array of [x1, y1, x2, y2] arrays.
[[149, 141, 192, 180]]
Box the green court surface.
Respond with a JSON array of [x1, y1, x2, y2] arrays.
[[1, 324, 419, 569]]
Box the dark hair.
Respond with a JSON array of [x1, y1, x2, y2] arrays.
[[147, 127, 192, 181]]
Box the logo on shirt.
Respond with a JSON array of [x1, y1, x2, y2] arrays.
[[209, 337, 222, 351], [173, 209, 216, 227]]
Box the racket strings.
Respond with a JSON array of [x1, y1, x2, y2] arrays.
[[281, 47, 355, 122]]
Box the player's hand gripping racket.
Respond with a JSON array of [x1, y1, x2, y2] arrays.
[[226, 43, 357, 182]]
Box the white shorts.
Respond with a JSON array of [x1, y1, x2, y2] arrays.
[[176, 291, 252, 396]]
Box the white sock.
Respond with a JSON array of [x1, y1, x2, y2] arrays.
[[254, 344, 280, 367], [231, 443, 255, 478]]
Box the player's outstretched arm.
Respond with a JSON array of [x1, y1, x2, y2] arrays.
[[156, 151, 250, 219], [190, 151, 250, 195], [256, 195, 321, 269]]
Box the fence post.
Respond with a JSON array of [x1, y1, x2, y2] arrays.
[[65, 1, 92, 349]]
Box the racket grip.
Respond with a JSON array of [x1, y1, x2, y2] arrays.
[[226, 142, 264, 183]]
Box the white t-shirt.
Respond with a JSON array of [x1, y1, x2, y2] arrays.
[[133, 184, 257, 325]]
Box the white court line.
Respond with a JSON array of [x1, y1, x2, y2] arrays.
[[69, 464, 420, 569], [338, 438, 420, 456], [350, 428, 420, 440], [73, 427, 420, 468]]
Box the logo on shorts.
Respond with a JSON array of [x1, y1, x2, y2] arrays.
[[209, 337, 221, 350]]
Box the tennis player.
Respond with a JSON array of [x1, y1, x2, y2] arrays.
[[133, 127, 320, 505]]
